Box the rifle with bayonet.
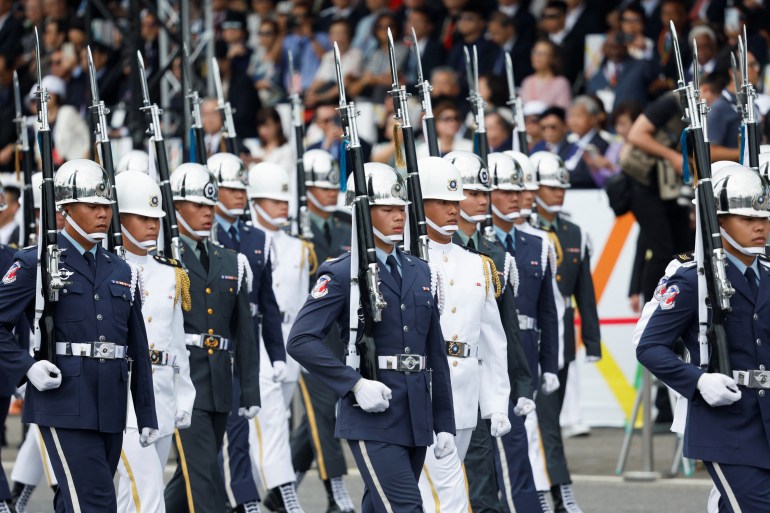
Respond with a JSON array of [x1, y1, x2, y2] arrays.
[[288, 51, 312, 239], [504, 53, 528, 154], [671, 21, 734, 375], [137, 51, 182, 261], [737, 29, 760, 171], [183, 44, 208, 165], [13, 71, 36, 247], [411, 27, 439, 157], [35, 28, 64, 366], [465, 46, 495, 242], [334, 42, 386, 382], [88, 46, 125, 259], [388, 28, 429, 261]]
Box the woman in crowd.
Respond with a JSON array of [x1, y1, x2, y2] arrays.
[[250, 18, 286, 106], [416, 100, 473, 158], [519, 39, 572, 111]]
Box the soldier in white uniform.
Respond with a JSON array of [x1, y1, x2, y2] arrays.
[[247, 162, 315, 513], [113, 171, 196, 513], [416, 157, 512, 513]]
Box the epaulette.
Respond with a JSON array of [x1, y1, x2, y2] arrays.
[[22, 245, 35, 251], [332, 210, 352, 224], [153, 254, 183, 268], [674, 252, 696, 265], [480, 254, 502, 299], [301, 239, 319, 275], [759, 254, 770, 267], [154, 254, 192, 311]]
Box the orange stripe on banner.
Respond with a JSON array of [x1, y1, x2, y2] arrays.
[[592, 212, 636, 302]]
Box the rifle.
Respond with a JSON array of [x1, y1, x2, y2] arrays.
[[35, 28, 64, 365], [13, 71, 36, 247], [504, 53, 528, 154], [334, 42, 386, 382], [288, 51, 312, 239], [388, 28, 429, 261], [87, 46, 124, 259], [671, 22, 734, 375], [737, 30, 760, 171], [182, 44, 208, 165], [137, 51, 182, 261], [465, 46, 495, 242], [411, 27, 439, 157]]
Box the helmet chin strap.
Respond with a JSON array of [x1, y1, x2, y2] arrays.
[[60, 209, 107, 243], [253, 202, 288, 228], [535, 196, 561, 213], [307, 191, 338, 213], [720, 227, 766, 256], [122, 227, 157, 250], [372, 227, 403, 245], [460, 209, 486, 223], [492, 204, 520, 222], [176, 211, 210, 238], [425, 216, 458, 236], [216, 201, 244, 217]]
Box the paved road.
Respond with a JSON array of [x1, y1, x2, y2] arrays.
[[2, 417, 714, 513]]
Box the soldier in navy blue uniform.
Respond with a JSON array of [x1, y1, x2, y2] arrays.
[[637, 165, 770, 513], [0, 159, 158, 513], [287, 163, 455, 513]]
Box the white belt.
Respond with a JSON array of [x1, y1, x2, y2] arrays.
[[55, 342, 126, 359], [446, 341, 479, 358], [518, 315, 538, 331], [149, 349, 176, 366], [185, 333, 231, 351], [733, 370, 770, 389], [377, 354, 427, 373]]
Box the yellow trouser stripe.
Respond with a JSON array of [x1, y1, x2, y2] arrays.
[[174, 429, 196, 513], [298, 375, 328, 480], [120, 450, 141, 512], [253, 418, 268, 489], [462, 464, 473, 513], [422, 465, 441, 513], [38, 430, 53, 486]]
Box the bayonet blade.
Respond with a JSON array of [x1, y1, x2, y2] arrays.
[[87, 46, 100, 103], [473, 46, 479, 92], [288, 50, 296, 94], [333, 42, 346, 106], [411, 27, 424, 83], [137, 51, 151, 105], [13, 71, 21, 118], [669, 21, 686, 88], [34, 27, 42, 87], [211, 57, 225, 105], [505, 53, 515, 101], [730, 52, 740, 89], [692, 40, 700, 91], [387, 28, 399, 90], [463, 46, 474, 96], [182, 43, 194, 94], [738, 35, 746, 87]]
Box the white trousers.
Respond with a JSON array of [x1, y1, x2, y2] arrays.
[[418, 428, 474, 513], [116, 429, 174, 513], [560, 360, 582, 427], [525, 408, 551, 492], [11, 424, 57, 487]]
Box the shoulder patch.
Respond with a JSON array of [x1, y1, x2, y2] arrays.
[[674, 252, 694, 263], [2, 261, 21, 284], [311, 275, 332, 298]]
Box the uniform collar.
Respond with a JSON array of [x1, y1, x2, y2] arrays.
[[309, 211, 332, 231], [493, 225, 516, 249], [60, 229, 97, 256], [375, 245, 399, 267], [215, 214, 238, 235], [725, 251, 760, 281]]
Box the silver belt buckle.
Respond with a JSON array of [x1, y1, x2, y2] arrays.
[[93, 342, 116, 359], [751, 370, 770, 389], [398, 354, 421, 372]]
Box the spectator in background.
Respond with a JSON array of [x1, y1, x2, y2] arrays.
[[430, 66, 461, 99], [404, 7, 445, 85], [140, 10, 160, 80], [85, 41, 122, 108], [214, 40, 261, 138], [352, 0, 390, 57], [0, 186, 20, 246], [486, 111, 513, 152], [497, 0, 536, 49], [282, 2, 329, 92], [0, 53, 17, 169], [586, 31, 651, 113], [532, 105, 570, 155], [648, 0, 691, 97], [620, 3, 654, 61], [562, 96, 610, 188], [478, 73, 509, 109], [202, 97, 224, 156], [49, 47, 87, 113], [370, 114, 399, 167], [416, 100, 473, 157], [438, 0, 468, 51], [305, 19, 362, 107], [315, 0, 366, 33], [247, 0, 276, 49], [253, 106, 293, 174], [523, 99, 547, 152], [446, 5, 499, 93], [687, 25, 717, 81], [308, 101, 372, 174], [67, 20, 87, 56], [0, 0, 23, 56], [520, 39, 572, 110], [487, 11, 533, 86], [222, 10, 252, 75], [250, 18, 285, 106], [560, 0, 606, 84], [42, 17, 67, 74]]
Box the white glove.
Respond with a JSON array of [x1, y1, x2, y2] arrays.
[[272, 361, 288, 383], [139, 427, 160, 447], [26, 361, 61, 391], [352, 378, 392, 413], [238, 406, 261, 418], [586, 355, 601, 363], [697, 373, 741, 407], [541, 372, 560, 395], [513, 397, 536, 416], [489, 412, 512, 437], [14, 383, 27, 399], [433, 432, 456, 459], [175, 410, 192, 429]]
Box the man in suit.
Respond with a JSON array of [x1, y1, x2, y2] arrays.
[[446, 5, 500, 97], [531, 107, 572, 157], [213, 40, 261, 139], [288, 163, 455, 513], [307, 103, 372, 178], [487, 12, 532, 87], [163, 163, 261, 513], [404, 8, 445, 86], [586, 32, 651, 111], [0, 160, 159, 513], [563, 96, 610, 189], [0, 0, 22, 56]]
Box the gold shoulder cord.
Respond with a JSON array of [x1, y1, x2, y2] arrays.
[[480, 255, 502, 299], [547, 231, 563, 268], [174, 267, 192, 311], [302, 240, 319, 276]]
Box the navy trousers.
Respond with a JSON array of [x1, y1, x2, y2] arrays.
[[38, 426, 122, 513], [347, 440, 426, 513], [0, 396, 10, 502], [705, 461, 770, 513], [492, 404, 542, 513]]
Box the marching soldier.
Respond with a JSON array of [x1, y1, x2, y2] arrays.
[[448, 151, 542, 513], [286, 149, 357, 513], [114, 170, 196, 513], [287, 163, 456, 513], [531, 151, 601, 513], [0, 159, 159, 513], [416, 157, 512, 513], [163, 163, 261, 513], [637, 165, 770, 512], [208, 152, 286, 513]]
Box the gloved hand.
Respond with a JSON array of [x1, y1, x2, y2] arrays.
[[26, 361, 61, 391], [586, 355, 601, 363], [14, 383, 27, 399], [175, 410, 192, 429], [489, 412, 512, 437], [697, 373, 741, 407], [434, 432, 456, 459], [272, 361, 288, 383], [541, 372, 560, 395], [513, 397, 536, 416], [238, 406, 261, 419], [139, 427, 160, 447], [352, 378, 392, 413]]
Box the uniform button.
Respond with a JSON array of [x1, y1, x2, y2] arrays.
[[63, 289, 68, 294], [147, 316, 153, 322], [150, 343, 155, 349], [206, 287, 212, 294], [449, 279, 454, 286], [94, 294, 100, 301], [208, 328, 215, 335], [452, 361, 458, 367], [229, 288, 234, 293], [403, 326, 409, 332], [405, 347, 411, 353], [208, 308, 213, 315], [452, 334, 458, 341], [97, 314, 103, 321], [758, 339, 763, 346], [760, 390, 766, 398], [761, 365, 766, 371], [556, 275, 562, 282], [451, 307, 457, 313], [755, 314, 760, 321], [401, 304, 406, 310], [208, 349, 215, 355], [442, 256, 448, 263], [99, 335, 106, 341]]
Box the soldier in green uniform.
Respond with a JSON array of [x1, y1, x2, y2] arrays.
[[163, 163, 261, 513]]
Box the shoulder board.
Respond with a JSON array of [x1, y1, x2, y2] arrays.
[[759, 254, 770, 266], [674, 252, 695, 264], [22, 244, 36, 251], [220, 245, 238, 254], [153, 254, 184, 268], [333, 210, 352, 224]]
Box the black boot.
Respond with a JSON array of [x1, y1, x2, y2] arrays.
[[11, 482, 35, 513], [323, 480, 341, 513], [263, 487, 287, 513], [551, 484, 583, 513]]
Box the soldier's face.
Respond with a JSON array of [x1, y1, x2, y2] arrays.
[[460, 190, 489, 217], [491, 189, 520, 216], [65, 203, 112, 234], [424, 199, 459, 227], [121, 213, 160, 243], [176, 201, 214, 235], [520, 190, 535, 211], [256, 198, 289, 219], [218, 187, 247, 212], [308, 186, 338, 207], [720, 215, 770, 252], [537, 185, 564, 208], [370, 205, 405, 238]]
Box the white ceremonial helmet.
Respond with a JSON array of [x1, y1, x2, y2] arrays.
[[304, 149, 341, 189], [115, 170, 165, 219], [207, 153, 248, 190], [170, 163, 218, 206], [54, 159, 114, 206], [248, 162, 292, 202], [758, 154, 770, 182], [115, 150, 150, 175], [488, 152, 524, 191], [443, 150, 491, 192], [32, 172, 43, 210], [345, 162, 410, 207], [530, 151, 571, 189], [417, 157, 466, 201], [712, 164, 770, 219], [504, 150, 537, 190]]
